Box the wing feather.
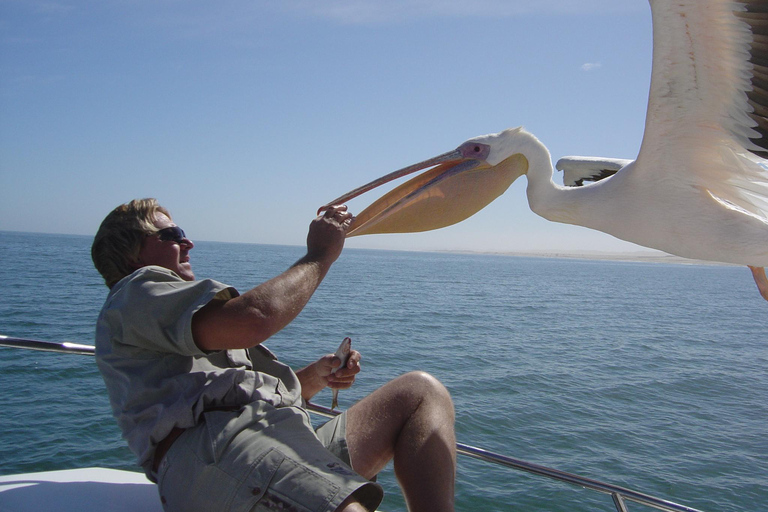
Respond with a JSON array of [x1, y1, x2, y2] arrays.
[[635, 0, 768, 219], [555, 157, 632, 187]]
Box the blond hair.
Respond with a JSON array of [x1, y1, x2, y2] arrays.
[[92, 198, 172, 288]]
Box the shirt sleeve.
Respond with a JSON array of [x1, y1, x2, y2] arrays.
[[103, 266, 238, 356]]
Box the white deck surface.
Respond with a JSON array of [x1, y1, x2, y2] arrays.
[[0, 467, 388, 511], [0, 468, 163, 512]]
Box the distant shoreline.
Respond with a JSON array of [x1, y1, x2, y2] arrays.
[[438, 249, 734, 266], [0, 230, 735, 266]]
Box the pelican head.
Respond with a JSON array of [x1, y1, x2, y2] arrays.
[[320, 128, 530, 237]]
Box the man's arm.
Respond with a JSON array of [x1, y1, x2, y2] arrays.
[[191, 206, 352, 351]]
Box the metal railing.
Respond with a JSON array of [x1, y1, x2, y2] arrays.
[[0, 334, 705, 512]]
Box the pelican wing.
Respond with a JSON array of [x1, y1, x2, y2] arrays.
[[556, 157, 632, 187], [636, 0, 768, 219]]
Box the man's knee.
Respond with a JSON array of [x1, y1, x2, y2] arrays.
[[395, 371, 454, 411]]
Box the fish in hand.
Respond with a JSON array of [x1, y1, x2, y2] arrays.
[[331, 337, 351, 410]]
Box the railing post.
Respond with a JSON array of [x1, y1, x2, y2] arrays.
[[612, 492, 630, 512]]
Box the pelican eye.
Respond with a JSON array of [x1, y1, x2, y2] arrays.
[[457, 141, 491, 160]]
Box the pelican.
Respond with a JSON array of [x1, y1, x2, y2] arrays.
[[319, 0, 768, 301]]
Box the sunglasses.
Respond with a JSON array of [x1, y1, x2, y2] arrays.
[[155, 226, 188, 244]]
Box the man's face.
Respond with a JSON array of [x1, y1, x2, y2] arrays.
[[136, 212, 195, 281]]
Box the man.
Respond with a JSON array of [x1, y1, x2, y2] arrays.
[[92, 198, 456, 512]]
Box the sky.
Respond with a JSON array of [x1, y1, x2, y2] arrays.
[[0, 0, 655, 254]]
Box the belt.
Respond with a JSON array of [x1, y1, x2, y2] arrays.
[[151, 405, 243, 473], [152, 426, 186, 473]]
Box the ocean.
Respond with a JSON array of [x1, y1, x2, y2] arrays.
[[0, 230, 765, 512]]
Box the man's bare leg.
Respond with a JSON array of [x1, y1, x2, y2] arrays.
[[335, 496, 368, 512], [344, 371, 456, 512]]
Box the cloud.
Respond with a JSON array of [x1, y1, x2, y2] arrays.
[[581, 62, 602, 72]]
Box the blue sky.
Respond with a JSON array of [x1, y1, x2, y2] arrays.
[[0, 0, 654, 253]]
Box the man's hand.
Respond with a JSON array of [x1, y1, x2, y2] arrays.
[[306, 205, 353, 265], [297, 349, 362, 402]]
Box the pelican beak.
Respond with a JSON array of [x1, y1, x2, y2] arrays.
[[319, 141, 527, 237]]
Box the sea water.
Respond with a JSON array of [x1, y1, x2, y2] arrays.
[[0, 231, 765, 512]]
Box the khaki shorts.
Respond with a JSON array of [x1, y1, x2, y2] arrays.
[[156, 401, 383, 512]]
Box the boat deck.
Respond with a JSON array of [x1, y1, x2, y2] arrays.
[[0, 468, 162, 512]]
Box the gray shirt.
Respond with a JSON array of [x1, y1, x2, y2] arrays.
[[95, 266, 303, 475]]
